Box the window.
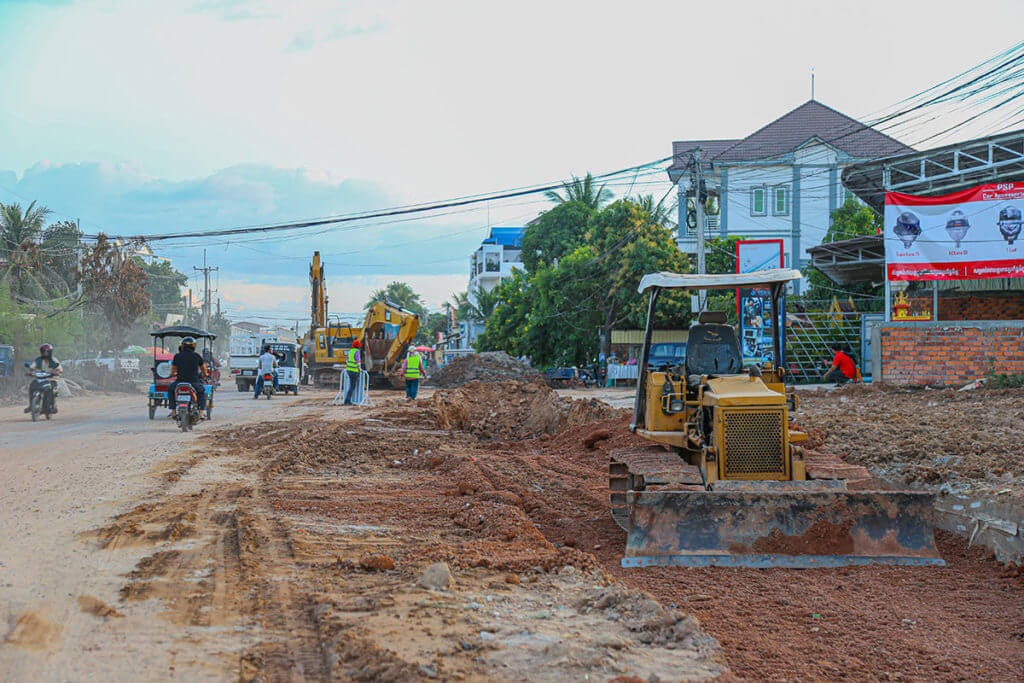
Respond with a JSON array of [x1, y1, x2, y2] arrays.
[[750, 185, 767, 216], [772, 185, 789, 216]]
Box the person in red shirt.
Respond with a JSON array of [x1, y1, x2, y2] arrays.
[[822, 343, 857, 386]]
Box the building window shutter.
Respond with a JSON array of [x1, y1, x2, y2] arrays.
[[772, 185, 789, 216], [750, 186, 766, 216]]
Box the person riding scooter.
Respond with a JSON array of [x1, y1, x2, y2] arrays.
[[253, 344, 279, 399], [168, 336, 207, 417], [24, 343, 62, 413]]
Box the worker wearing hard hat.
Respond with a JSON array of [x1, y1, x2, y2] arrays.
[[401, 350, 423, 400], [342, 339, 362, 405]]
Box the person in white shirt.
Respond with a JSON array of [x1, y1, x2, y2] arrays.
[[253, 345, 279, 398]]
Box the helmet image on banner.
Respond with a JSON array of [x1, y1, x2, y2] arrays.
[[893, 211, 922, 248], [945, 210, 971, 248], [998, 205, 1022, 245]]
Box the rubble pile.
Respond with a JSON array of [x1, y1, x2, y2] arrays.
[[426, 379, 620, 440], [425, 351, 541, 388]]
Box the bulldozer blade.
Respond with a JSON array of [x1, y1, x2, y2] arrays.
[[622, 490, 945, 568]]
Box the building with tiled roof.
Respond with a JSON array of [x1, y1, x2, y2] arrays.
[[668, 100, 913, 288]]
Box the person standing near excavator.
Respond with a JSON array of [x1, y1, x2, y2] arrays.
[[342, 339, 362, 405], [400, 350, 422, 400]]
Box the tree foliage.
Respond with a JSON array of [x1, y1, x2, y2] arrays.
[[0, 201, 52, 258], [78, 235, 151, 351], [519, 201, 595, 273], [478, 199, 690, 367], [142, 260, 188, 312], [543, 172, 613, 209], [364, 281, 425, 316], [801, 198, 883, 304]]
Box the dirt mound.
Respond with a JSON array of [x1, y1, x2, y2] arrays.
[[427, 379, 620, 440], [426, 351, 541, 388]]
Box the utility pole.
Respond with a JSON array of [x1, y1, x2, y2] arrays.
[[193, 249, 218, 332], [692, 148, 707, 311]]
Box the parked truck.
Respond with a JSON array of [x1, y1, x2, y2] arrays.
[[229, 332, 301, 393]]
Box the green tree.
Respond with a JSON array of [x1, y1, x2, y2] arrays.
[[416, 311, 448, 346], [543, 172, 613, 209], [364, 281, 425, 316], [801, 198, 883, 304], [635, 193, 677, 228], [142, 260, 188, 312], [519, 201, 595, 273], [480, 199, 689, 365], [451, 286, 499, 322], [0, 201, 52, 258]]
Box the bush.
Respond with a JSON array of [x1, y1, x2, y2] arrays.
[[988, 372, 1024, 389]]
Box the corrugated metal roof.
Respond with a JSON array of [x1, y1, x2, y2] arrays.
[[481, 226, 526, 247]]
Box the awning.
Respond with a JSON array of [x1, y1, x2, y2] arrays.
[[806, 235, 885, 285], [638, 268, 803, 293]]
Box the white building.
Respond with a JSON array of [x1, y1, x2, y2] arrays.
[[468, 226, 526, 293], [668, 100, 913, 290], [461, 227, 526, 348]]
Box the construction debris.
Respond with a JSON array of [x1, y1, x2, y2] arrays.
[[425, 351, 541, 388]]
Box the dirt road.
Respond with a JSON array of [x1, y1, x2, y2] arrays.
[[0, 388, 327, 680]]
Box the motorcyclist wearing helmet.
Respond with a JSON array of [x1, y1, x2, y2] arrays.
[[24, 343, 62, 413], [168, 336, 207, 416]]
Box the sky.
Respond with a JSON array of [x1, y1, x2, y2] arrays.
[[2, 0, 1023, 322]]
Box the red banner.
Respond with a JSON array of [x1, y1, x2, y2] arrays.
[[884, 182, 1024, 281]]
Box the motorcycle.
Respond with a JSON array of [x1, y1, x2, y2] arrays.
[[260, 372, 275, 399], [174, 383, 202, 432], [25, 362, 57, 422]]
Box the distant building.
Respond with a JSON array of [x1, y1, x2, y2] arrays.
[[668, 100, 913, 289], [468, 226, 526, 293], [461, 227, 527, 349]]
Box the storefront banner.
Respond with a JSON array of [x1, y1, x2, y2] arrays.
[[884, 182, 1024, 281]]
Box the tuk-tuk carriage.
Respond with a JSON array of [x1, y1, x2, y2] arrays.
[[147, 326, 216, 420]]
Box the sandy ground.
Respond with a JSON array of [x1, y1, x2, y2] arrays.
[[0, 387, 331, 680]]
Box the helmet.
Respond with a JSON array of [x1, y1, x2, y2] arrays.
[[945, 210, 971, 248], [893, 211, 922, 248], [39, 343, 53, 358], [998, 205, 1023, 245], [352, 339, 362, 349], [181, 336, 197, 351]]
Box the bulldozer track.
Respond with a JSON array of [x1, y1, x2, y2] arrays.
[[609, 446, 704, 530]]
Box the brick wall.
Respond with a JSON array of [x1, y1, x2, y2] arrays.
[[903, 291, 1024, 321], [880, 322, 1024, 386]]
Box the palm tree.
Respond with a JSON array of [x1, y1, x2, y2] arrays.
[[544, 172, 612, 209], [0, 201, 52, 257], [451, 287, 498, 322], [364, 281, 425, 315], [635, 194, 677, 228]]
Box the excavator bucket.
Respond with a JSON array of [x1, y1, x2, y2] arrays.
[[622, 488, 945, 568]]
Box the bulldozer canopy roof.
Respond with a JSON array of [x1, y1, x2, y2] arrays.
[[638, 268, 803, 293]]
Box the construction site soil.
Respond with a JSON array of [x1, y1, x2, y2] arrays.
[[796, 384, 1024, 501], [424, 351, 541, 388], [82, 380, 1024, 680]]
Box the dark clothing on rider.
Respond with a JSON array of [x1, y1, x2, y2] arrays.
[[26, 355, 60, 412], [169, 350, 206, 412], [172, 350, 204, 383]]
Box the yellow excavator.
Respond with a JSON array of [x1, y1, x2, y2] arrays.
[[304, 252, 421, 388], [611, 269, 943, 568]]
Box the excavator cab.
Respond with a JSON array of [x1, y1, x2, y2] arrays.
[[611, 269, 943, 568]]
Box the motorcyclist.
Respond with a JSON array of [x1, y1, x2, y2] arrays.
[[253, 344, 279, 398], [24, 343, 62, 413], [168, 337, 207, 417]]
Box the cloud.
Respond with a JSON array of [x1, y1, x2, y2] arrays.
[[1, 160, 486, 319], [188, 0, 277, 21], [285, 20, 384, 52], [0, 0, 71, 5]]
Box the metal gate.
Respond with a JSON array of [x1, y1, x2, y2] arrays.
[[785, 311, 862, 383]]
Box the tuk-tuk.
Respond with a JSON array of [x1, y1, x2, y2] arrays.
[[266, 341, 301, 395], [147, 326, 216, 420]]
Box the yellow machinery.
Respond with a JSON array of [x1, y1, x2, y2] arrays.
[[611, 269, 943, 568], [304, 251, 359, 387], [358, 299, 420, 388], [303, 252, 421, 388]]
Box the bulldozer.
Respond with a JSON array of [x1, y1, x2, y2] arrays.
[[610, 269, 944, 568]]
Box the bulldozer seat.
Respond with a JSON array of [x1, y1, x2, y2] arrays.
[[685, 324, 743, 377]]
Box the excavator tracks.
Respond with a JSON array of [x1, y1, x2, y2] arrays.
[[609, 446, 704, 530]]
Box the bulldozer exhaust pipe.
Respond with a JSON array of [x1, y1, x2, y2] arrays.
[[622, 490, 945, 568]]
